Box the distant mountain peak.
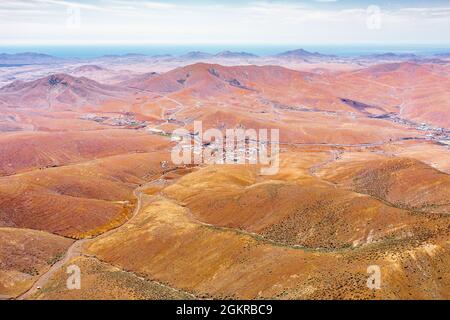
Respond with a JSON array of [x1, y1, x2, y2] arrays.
[[276, 48, 333, 59], [0, 72, 128, 110], [0, 52, 62, 65], [363, 52, 418, 59], [73, 65, 106, 72], [214, 51, 258, 58], [181, 51, 213, 59]]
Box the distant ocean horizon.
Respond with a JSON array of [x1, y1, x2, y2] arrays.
[[0, 44, 449, 59]]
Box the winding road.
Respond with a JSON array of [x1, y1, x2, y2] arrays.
[[16, 171, 174, 300]]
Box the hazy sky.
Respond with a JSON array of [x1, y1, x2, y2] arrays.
[[1, 0, 449, 45]]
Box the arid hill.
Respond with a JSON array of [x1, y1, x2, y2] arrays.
[[0, 74, 131, 111], [122, 63, 349, 111], [0, 129, 169, 176], [0, 57, 448, 300], [329, 62, 450, 127], [0, 150, 173, 238], [0, 228, 73, 298], [316, 156, 450, 214], [81, 150, 450, 299]]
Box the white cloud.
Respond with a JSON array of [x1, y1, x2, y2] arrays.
[[34, 0, 102, 10], [143, 1, 177, 9], [399, 7, 450, 19], [0, 1, 449, 45]]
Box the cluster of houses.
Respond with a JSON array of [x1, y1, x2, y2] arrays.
[[166, 130, 271, 164], [416, 123, 449, 142], [372, 113, 449, 144], [80, 113, 148, 128]]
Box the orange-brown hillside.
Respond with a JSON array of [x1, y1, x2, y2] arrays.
[[79, 149, 450, 300], [0, 58, 449, 301], [0, 151, 173, 238], [0, 129, 169, 176], [0, 227, 73, 298], [316, 156, 450, 214]]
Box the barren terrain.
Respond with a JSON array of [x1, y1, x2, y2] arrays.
[[0, 50, 449, 300]]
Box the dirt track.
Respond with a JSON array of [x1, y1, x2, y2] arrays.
[[16, 171, 173, 300]]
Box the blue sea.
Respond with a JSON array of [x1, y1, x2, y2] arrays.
[[0, 44, 449, 59]]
